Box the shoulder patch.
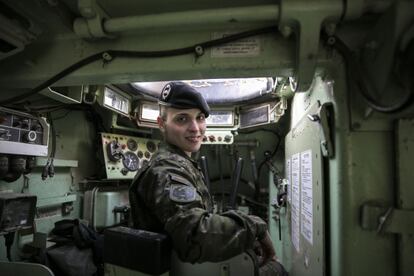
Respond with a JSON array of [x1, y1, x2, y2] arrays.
[[169, 184, 196, 203]]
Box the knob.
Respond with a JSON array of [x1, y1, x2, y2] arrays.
[[121, 168, 129, 175], [24, 131, 37, 143], [107, 140, 123, 162], [224, 135, 232, 142], [208, 135, 216, 142]]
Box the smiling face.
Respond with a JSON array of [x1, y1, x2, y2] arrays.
[[157, 107, 206, 156]]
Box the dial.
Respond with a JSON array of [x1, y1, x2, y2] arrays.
[[146, 141, 156, 153], [122, 151, 139, 171], [127, 138, 138, 151]]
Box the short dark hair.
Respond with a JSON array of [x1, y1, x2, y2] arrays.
[[159, 105, 168, 121]]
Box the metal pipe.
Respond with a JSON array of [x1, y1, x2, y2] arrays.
[[103, 5, 280, 33], [200, 156, 211, 193], [249, 149, 258, 183], [228, 157, 244, 210]]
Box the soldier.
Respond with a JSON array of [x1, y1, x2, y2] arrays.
[[129, 81, 286, 275]]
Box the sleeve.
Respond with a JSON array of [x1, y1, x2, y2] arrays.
[[142, 161, 268, 264]]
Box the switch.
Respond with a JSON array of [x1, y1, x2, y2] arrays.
[[121, 168, 128, 175], [23, 131, 37, 143], [0, 129, 11, 140]]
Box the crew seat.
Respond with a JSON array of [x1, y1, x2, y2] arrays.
[[104, 226, 257, 276]]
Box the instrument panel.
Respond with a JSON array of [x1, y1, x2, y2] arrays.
[[0, 107, 49, 156], [132, 99, 286, 146], [101, 133, 159, 180]]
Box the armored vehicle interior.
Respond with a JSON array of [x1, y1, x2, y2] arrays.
[[0, 0, 413, 275]]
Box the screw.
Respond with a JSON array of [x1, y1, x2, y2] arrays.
[[194, 45, 204, 56], [324, 23, 336, 36], [102, 52, 113, 61], [327, 36, 336, 45], [280, 25, 292, 38]]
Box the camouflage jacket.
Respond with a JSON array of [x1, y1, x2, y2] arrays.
[[129, 142, 267, 263]]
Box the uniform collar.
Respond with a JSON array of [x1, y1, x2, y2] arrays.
[[161, 142, 199, 166]]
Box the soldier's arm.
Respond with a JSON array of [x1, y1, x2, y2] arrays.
[[165, 207, 267, 263], [143, 164, 268, 263]]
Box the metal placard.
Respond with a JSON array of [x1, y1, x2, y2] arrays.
[[284, 102, 325, 276]]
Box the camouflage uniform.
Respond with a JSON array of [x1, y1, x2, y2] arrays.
[[129, 142, 268, 263]]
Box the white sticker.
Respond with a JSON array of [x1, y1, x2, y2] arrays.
[[286, 159, 291, 204], [291, 153, 301, 252], [301, 150, 313, 244], [211, 32, 260, 57]]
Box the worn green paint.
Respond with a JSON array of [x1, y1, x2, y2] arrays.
[[396, 119, 414, 275]]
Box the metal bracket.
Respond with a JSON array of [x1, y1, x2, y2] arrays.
[[318, 102, 334, 158], [307, 102, 335, 158], [278, 0, 342, 92], [73, 0, 114, 39], [361, 204, 414, 234]]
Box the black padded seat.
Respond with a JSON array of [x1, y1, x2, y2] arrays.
[[104, 226, 171, 275]]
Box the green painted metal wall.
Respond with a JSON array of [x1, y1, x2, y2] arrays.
[[0, 110, 96, 261], [276, 59, 401, 275]]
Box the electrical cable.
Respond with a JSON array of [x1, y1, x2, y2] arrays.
[[257, 131, 281, 178], [0, 25, 278, 105], [42, 113, 56, 180], [48, 113, 56, 178], [238, 128, 281, 192], [0, 53, 104, 105], [325, 33, 413, 113]]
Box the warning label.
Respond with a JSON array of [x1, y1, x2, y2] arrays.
[[211, 32, 260, 57]]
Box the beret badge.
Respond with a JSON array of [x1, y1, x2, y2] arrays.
[[162, 84, 171, 100]]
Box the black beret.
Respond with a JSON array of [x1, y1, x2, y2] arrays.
[[159, 82, 210, 117]]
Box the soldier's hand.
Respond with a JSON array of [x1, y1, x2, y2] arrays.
[[258, 231, 277, 267]]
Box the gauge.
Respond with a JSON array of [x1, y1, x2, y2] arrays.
[[127, 138, 138, 151], [144, 151, 151, 159], [137, 151, 143, 158], [146, 141, 156, 153], [122, 151, 139, 171]]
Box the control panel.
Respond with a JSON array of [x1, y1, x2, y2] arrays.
[[101, 133, 159, 180], [202, 130, 234, 145], [0, 107, 49, 156], [0, 193, 37, 234]]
